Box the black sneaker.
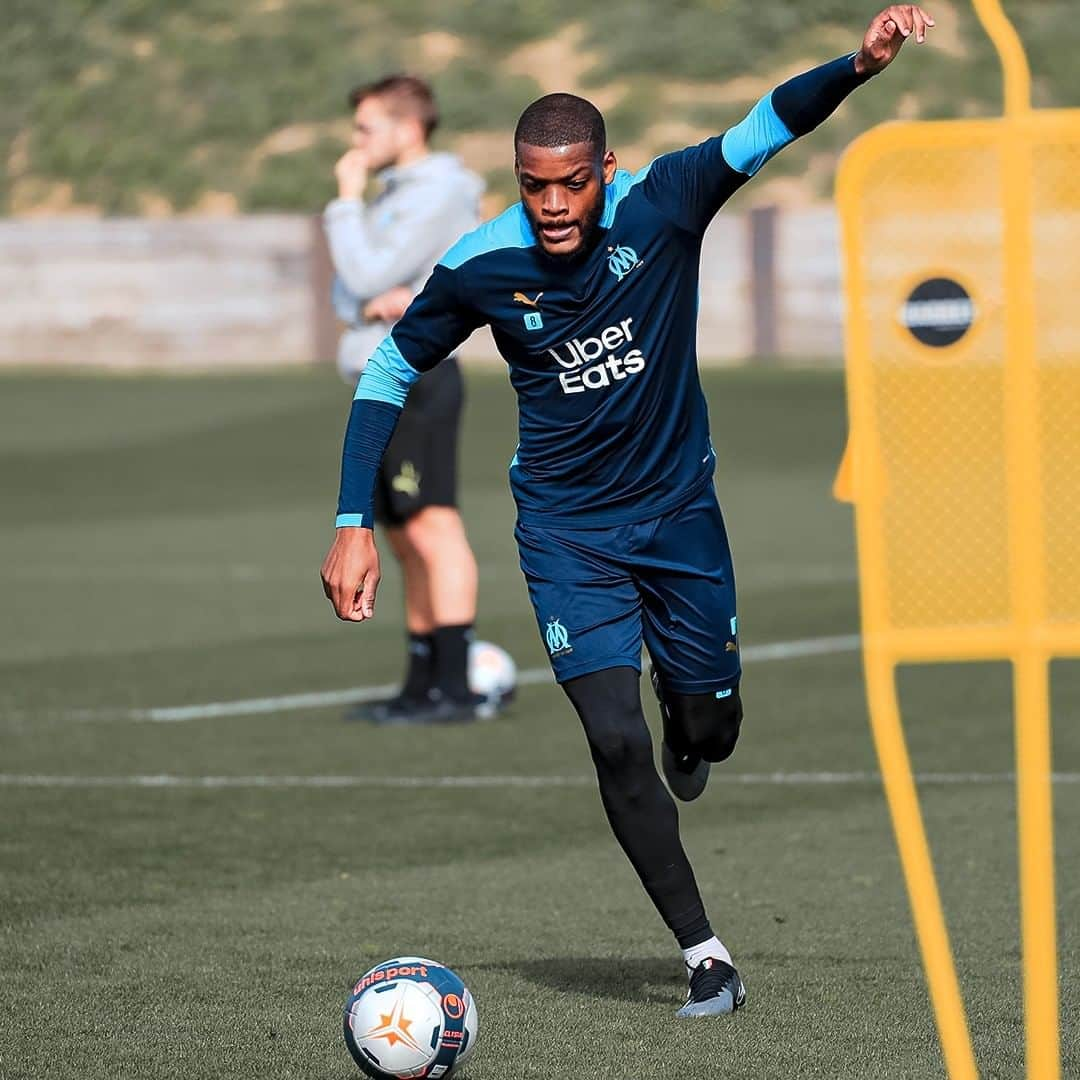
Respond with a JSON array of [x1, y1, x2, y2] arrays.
[[651, 666, 710, 801], [677, 958, 747, 1018], [423, 691, 486, 725], [372, 690, 487, 726], [343, 694, 409, 724], [351, 690, 495, 726], [356, 694, 444, 726]]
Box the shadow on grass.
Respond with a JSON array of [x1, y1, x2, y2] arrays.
[[486, 956, 683, 1005], [331, 1072, 478, 1080]]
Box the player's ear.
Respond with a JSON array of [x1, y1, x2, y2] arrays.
[[601, 149, 617, 185], [404, 114, 427, 150]]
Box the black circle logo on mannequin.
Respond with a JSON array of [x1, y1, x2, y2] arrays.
[[901, 278, 975, 347]]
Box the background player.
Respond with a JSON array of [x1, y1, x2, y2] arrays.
[[325, 75, 486, 723], [322, 6, 934, 1014]]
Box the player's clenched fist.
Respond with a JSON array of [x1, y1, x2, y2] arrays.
[[321, 528, 381, 622], [855, 5, 935, 75]]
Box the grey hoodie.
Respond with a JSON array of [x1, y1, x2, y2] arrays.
[[324, 152, 484, 380]]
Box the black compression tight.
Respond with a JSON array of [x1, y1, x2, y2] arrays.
[[562, 666, 714, 949]]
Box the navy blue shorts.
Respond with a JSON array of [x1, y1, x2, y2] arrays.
[[515, 488, 740, 694]]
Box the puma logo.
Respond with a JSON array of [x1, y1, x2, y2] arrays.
[[513, 291, 543, 308], [391, 461, 421, 497]]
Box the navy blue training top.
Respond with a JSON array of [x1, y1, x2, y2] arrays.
[[336, 54, 872, 529]]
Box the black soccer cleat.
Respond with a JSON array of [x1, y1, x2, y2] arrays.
[[424, 690, 489, 725], [347, 693, 424, 725], [354, 692, 478, 726], [661, 742, 711, 802], [651, 665, 710, 801], [677, 957, 747, 1018]]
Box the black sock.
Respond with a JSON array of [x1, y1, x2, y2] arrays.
[[400, 632, 434, 701], [431, 624, 473, 702]]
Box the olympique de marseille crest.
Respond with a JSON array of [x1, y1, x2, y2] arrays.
[[606, 245, 641, 282]]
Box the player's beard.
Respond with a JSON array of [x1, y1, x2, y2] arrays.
[[524, 191, 606, 263]]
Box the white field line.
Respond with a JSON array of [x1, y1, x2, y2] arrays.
[[3, 561, 856, 587], [6, 564, 300, 583], [0, 635, 861, 726], [99, 633, 863, 723], [0, 771, 1077, 791]]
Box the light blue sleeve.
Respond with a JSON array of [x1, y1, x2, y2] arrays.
[[720, 93, 795, 177], [354, 335, 422, 408]]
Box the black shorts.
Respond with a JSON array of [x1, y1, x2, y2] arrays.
[[374, 356, 464, 527]]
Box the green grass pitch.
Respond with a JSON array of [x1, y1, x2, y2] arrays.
[[0, 367, 1077, 1079]]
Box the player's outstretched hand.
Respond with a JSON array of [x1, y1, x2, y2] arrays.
[[321, 527, 381, 622], [855, 5, 935, 76]]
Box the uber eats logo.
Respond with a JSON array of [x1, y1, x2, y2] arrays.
[[546, 316, 646, 395]]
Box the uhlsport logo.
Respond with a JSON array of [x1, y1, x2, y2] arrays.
[[545, 315, 646, 395], [900, 277, 975, 348], [606, 244, 642, 282], [545, 618, 572, 657], [353, 963, 429, 995]]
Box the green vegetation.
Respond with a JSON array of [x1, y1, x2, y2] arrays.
[[1, 368, 1078, 1078], [2, 1, 1078, 214]]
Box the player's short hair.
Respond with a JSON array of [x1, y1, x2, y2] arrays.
[[514, 93, 606, 157], [348, 74, 439, 139]]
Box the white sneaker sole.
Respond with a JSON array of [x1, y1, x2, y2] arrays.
[[676, 980, 746, 1018]]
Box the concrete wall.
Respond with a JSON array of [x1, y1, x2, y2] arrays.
[[774, 207, 843, 360], [699, 215, 754, 362], [0, 217, 316, 369], [0, 210, 845, 369]]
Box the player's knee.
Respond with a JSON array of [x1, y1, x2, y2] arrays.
[[564, 669, 653, 779], [401, 511, 438, 558], [669, 688, 743, 763], [403, 507, 462, 560], [586, 721, 653, 780]]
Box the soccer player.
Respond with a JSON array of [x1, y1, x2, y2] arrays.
[[324, 75, 488, 723], [322, 7, 934, 1015]]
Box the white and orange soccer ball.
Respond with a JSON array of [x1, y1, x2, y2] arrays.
[[468, 641, 516, 714], [343, 957, 478, 1079]]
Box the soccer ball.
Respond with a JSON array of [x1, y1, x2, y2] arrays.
[[468, 640, 516, 713], [343, 956, 478, 1079]]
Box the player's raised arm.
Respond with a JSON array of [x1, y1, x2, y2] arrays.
[[320, 264, 481, 622], [643, 5, 934, 234]]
